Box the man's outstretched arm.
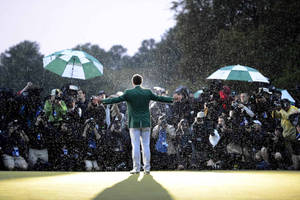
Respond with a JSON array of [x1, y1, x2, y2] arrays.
[[101, 92, 127, 105], [150, 90, 180, 103]]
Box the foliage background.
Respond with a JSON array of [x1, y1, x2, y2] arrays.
[[0, 0, 299, 98]]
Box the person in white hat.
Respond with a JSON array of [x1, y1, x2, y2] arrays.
[[191, 111, 211, 168]]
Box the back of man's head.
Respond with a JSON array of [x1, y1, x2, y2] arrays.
[[132, 74, 143, 86]]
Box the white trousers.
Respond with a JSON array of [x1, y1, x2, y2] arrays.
[[129, 127, 151, 171], [84, 160, 100, 171], [2, 154, 28, 170], [28, 148, 48, 167]]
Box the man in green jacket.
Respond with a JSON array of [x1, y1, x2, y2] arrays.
[[100, 74, 180, 174]]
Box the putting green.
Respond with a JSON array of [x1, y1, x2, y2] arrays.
[[0, 171, 299, 200]]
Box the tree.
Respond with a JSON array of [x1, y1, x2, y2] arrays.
[[0, 41, 44, 90]]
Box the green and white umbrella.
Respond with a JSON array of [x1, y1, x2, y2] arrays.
[[207, 65, 269, 83], [43, 49, 103, 80]]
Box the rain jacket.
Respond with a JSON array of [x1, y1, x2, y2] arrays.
[[44, 100, 67, 123], [272, 105, 299, 139]]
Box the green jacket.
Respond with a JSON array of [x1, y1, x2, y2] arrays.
[[102, 86, 173, 128], [44, 99, 67, 124]]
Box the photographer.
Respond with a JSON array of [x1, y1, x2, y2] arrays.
[[82, 118, 101, 171], [175, 118, 194, 170], [77, 89, 88, 118], [272, 99, 299, 162], [203, 86, 222, 125], [102, 104, 128, 171], [43, 89, 67, 126], [65, 97, 82, 135], [150, 101, 163, 128], [61, 84, 79, 101], [84, 95, 106, 132], [248, 120, 272, 170], [253, 88, 279, 132], [0, 89, 20, 130], [219, 85, 233, 114], [0, 120, 29, 170], [232, 93, 255, 125], [55, 121, 82, 171], [18, 86, 44, 133], [27, 112, 50, 170], [191, 112, 211, 168], [171, 87, 193, 126], [269, 127, 290, 170], [152, 115, 176, 170]]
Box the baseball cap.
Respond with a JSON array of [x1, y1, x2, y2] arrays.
[[51, 89, 61, 96]]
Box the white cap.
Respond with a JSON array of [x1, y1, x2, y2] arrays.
[[197, 112, 205, 118], [51, 89, 61, 96], [51, 89, 56, 96]]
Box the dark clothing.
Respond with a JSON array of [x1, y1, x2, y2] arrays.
[[171, 100, 193, 126], [77, 100, 88, 118], [249, 131, 272, 151], [28, 124, 49, 149], [0, 131, 27, 157], [84, 103, 106, 130], [192, 121, 211, 151]]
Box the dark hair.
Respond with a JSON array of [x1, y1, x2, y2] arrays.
[[132, 74, 143, 85], [78, 89, 85, 95]]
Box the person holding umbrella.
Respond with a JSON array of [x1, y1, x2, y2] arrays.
[[98, 74, 180, 174]]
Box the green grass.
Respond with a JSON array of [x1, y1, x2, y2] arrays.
[[0, 171, 76, 181], [0, 171, 300, 200]]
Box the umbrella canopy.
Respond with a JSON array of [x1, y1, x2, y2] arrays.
[[43, 49, 103, 80], [207, 65, 269, 83], [194, 90, 203, 99], [280, 89, 295, 104]]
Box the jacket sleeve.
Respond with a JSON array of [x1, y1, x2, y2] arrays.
[[102, 91, 127, 105], [152, 125, 159, 138], [149, 90, 173, 103], [272, 110, 282, 119], [44, 100, 52, 118], [60, 101, 67, 115]]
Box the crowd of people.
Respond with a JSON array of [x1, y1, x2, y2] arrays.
[[0, 81, 299, 171]]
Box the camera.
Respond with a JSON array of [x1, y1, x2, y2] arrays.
[[231, 101, 240, 110], [158, 115, 168, 127], [55, 95, 62, 101], [209, 128, 215, 136], [85, 118, 96, 129], [259, 86, 282, 110], [61, 84, 79, 99], [289, 112, 300, 126]]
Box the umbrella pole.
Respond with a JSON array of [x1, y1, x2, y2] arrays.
[[70, 58, 75, 84]]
